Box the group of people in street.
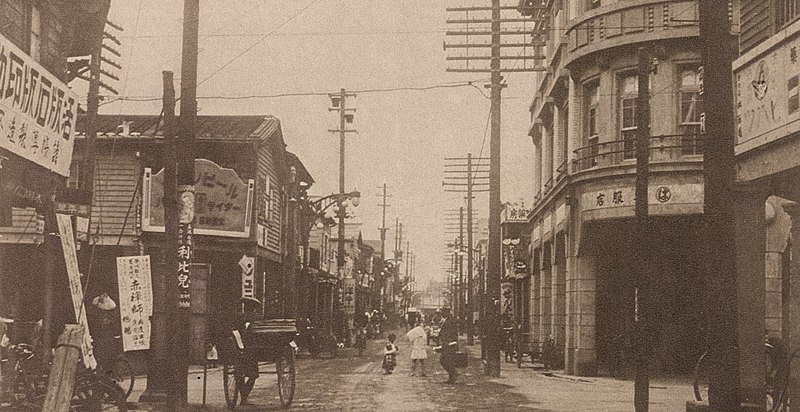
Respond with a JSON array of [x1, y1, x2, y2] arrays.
[[383, 307, 461, 383]]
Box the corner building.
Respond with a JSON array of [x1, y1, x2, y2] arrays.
[[521, 0, 710, 376]]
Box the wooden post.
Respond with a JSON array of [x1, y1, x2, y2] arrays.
[[41, 324, 84, 412]]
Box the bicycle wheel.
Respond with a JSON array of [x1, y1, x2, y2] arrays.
[[102, 356, 134, 400], [222, 362, 239, 410], [692, 351, 710, 402], [72, 373, 128, 411], [276, 346, 296, 408]]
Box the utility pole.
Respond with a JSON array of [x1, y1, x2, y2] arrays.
[[443, 153, 488, 345], [145, 71, 176, 405], [459, 207, 465, 328], [377, 184, 391, 310], [699, 1, 739, 409], [633, 47, 652, 412], [445, 0, 546, 377], [328, 89, 357, 279], [168, 1, 199, 408]]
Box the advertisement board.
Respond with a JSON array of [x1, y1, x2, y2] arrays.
[[116, 255, 153, 351], [142, 159, 255, 237], [0, 37, 78, 177]]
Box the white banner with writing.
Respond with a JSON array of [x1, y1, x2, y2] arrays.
[[56, 213, 97, 369], [116, 255, 153, 351]]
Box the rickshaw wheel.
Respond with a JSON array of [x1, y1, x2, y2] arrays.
[[276, 346, 296, 408], [223, 362, 239, 410]]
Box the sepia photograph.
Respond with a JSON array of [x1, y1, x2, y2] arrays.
[[0, 0, 793, 411]]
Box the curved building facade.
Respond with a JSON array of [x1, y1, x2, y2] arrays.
[[520, 0, 711, 376]]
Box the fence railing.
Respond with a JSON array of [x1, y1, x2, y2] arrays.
[[572, 133, 704, 173]]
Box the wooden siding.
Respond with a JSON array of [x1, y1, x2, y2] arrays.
[[740, 0, 773, 53], [257, 144, 282, 255], [0, 207, 43, 243], [91, 154, 139, 245]]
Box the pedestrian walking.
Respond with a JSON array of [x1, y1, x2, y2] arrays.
[[382, 333, 398, 374], [435, 307, 458, 383], [406, 319, 428, 377]]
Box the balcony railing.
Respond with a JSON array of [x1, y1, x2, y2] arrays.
[[555, 160, 568, 182], [572, 133, 704, 173]]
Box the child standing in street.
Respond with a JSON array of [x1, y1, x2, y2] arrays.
[[382, 333, 398, 374], [406, 319, 428, 377]]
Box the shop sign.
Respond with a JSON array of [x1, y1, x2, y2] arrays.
[[56, 213, 97, 369], [0, 36, 78, 177], [734, 32, 800, 153], [582, 183, 703, 211], [239, 255, 255, 299], [116, 255, 153, 351], [142, 159, 255, 237], [342, 278, 356, 315], [502, 203, 531, 222]]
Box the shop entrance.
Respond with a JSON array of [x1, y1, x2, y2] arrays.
[[589, 216, 705, 377]]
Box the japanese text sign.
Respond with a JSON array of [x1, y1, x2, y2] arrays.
[[142, 159, 254, 237], [342, 278, 356, 315], [56, 213, 97, 369], [0, 36, 78, 176], [116, 255, 153, 351], [239, 255, 255, 299]]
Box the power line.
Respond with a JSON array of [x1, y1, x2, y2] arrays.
[[98, 80, 490, 106], [197, 0, 321, 88]]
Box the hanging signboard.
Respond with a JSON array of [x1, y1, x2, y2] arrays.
[[342, 278, 356, 315], [116, 255, 153, 351], [239, 255, 255, 299], [142, 159, 254, 237], [56, 213, 97, 369], [0, 37, 79, 177]]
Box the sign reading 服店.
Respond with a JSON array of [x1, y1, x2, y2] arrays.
[[116, 255, 153, 351], [0, 37, 78, 177], [142, 159, 255, 237], [56, 214, 97, 369]]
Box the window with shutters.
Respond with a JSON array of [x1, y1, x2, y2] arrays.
[[678, 65, 704, 155]]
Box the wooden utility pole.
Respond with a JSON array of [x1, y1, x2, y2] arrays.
[[328, 88, 356, 277], [377, 184, 391, 310], [633, 47, 652, 412], [445, 0, 546, 377], [167, 0, 199, 408], [699, 1, 740, 409], [443, 154, 488, 345]]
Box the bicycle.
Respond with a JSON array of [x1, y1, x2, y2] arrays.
[[6, 342, 128, 411], [95, 336, 135, 400], [693, 339, 800, 411]]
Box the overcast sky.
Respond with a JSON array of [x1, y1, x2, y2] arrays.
[[82, 0, 538, 287]]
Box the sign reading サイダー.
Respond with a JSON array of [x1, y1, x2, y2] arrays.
[[0, 36, 78, 176], [142, 159, 255, 237]]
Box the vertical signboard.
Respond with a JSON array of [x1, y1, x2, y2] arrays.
[[239, 255, 255, 299], [342, 278, 356, 315], [116, 255, 153, 351], [56, 213, 97, 369], [177, 185, 194, 308]]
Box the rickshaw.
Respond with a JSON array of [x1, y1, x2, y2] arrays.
[[219, 317, 298, 409]]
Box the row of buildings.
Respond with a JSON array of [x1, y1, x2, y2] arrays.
[[0, 0, 399, 366], [483, 0, 800, 407]]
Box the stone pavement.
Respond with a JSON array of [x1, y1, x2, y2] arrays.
[[123, 333, 696, 411]]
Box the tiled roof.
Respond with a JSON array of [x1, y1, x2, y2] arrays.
[[76, 114, 282, 142]]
